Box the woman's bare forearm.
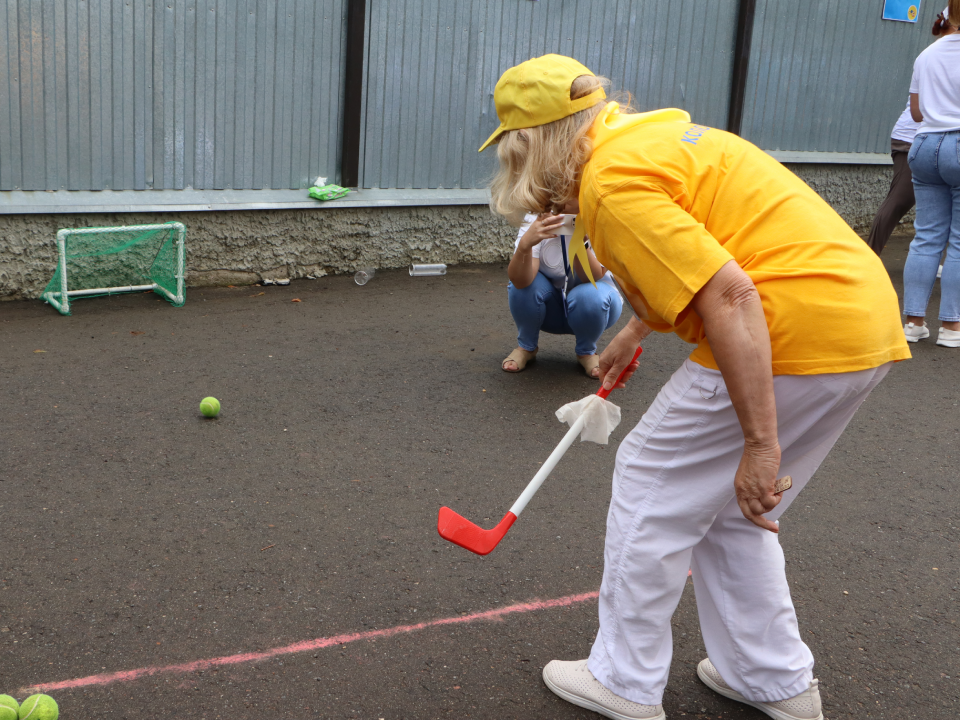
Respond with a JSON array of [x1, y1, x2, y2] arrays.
[[693, 261, 777, 448], [692, 261, 783, 532], [507, 245, 539, 287], [572, 250, 607, 283], [623, 315, 652, 343]]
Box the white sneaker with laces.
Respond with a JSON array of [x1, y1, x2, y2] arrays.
[[904, 321, 929, 342], [937, 327, 960, 347], [542, 659, 665, 720], [697, 658, 823, 720]]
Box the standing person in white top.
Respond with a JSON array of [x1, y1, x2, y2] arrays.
[[501, 211, 622, 376], [867, 9, 956, 255], [903, 0, 960, 347]]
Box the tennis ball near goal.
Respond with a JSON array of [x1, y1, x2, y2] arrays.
[[199, 396, 221, 418], [17, 694, 57, 720], [0, 695, 18, 720]]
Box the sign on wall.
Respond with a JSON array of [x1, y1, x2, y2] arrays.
[[883, 0, 921, 22]]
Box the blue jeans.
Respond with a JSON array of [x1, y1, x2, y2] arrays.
[[508, 272, 623, 356], [904, 131, 960, 321]]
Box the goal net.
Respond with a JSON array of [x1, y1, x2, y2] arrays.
[[42, 222, 186, 315]]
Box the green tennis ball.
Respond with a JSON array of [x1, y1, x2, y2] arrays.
[[17, 695, 57, 720], [199, 396, 221, 418], [0, 695, 18, 720]]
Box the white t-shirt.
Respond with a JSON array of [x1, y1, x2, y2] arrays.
[[910, 34, 960, 134], [890, 98, 921, 143], [514, 214, 613, 290]]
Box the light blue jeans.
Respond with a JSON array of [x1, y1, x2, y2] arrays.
[[508, 272, 623, 356], [904, 130, 960, 321]]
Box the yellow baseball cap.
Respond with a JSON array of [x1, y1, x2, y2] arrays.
[[478, 54, 607, 152]]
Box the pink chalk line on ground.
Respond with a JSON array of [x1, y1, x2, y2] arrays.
[[21, 590, 599, 694]]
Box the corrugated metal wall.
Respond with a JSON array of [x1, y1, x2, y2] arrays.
[[358, 0, 739, 190], [741, 0, 941, 154], [0, 0, 348, 192], [0, 0, 951, 201]]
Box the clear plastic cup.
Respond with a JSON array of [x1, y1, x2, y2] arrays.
[[354, 268, 376, 285], [409, 264, 447, 276]]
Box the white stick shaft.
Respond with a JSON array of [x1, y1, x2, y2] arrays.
[[508, 413, 587, 517]]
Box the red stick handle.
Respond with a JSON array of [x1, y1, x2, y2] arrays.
[[596, 346, 643, 400]]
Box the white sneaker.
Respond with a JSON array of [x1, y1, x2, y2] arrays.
[[937, 327, 960, 347], [697, 658, 823, 720], [542, 659, 665, 720], [938, 264, 943, 279], [904, 322, 929, 342]]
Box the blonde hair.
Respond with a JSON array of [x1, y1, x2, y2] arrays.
[[489, 75, 612, 223], [950, 0, 960, 28]]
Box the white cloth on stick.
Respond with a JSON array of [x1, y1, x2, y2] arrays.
[[555, 393, 621, 444]]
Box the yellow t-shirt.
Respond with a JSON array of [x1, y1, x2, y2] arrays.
[[580, 103, 911, 375]]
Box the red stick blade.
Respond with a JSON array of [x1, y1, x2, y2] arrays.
[[437, 507, 517, 556]]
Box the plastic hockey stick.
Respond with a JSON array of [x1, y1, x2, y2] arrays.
[[437, 346, 643, 555]]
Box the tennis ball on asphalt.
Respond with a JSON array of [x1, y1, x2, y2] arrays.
[[17, 694, 57, 720], [0, 695, 18, 720], [199, 396, 221, 418]]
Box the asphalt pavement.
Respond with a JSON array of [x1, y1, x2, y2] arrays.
[[0, 234, 957, 719]]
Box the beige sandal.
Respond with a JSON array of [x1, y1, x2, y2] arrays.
[[577, 354, 601, 378], [502, 347, 538, 373]]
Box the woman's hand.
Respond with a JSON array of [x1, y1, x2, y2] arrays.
[[509, 214, 566, 288], [733, 442, 783, 533], [598, 317, 650, 391], [519, 213, 565, 250]]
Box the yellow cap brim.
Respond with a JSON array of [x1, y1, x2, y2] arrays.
[[477, 87, 607, 153], [478, 125, 506, 153]]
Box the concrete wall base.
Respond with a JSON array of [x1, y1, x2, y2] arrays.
[[0, 163, 906, 301], [0, 205, 516, 301]]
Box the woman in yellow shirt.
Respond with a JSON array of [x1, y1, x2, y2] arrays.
[[480, 55, 910, 720]]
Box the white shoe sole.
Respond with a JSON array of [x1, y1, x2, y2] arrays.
[[936, 338, 960, 347], [905, 333, 929, 343], [542, 670, 666, 720], [696, 663, 824, 720]]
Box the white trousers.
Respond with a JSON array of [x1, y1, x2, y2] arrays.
[[587, 359, 891, 706]]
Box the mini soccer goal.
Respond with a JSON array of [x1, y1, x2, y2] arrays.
[[42, 222, 186, 316]]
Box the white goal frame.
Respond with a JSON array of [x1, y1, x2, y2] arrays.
[[42, 222, 186, 315]]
